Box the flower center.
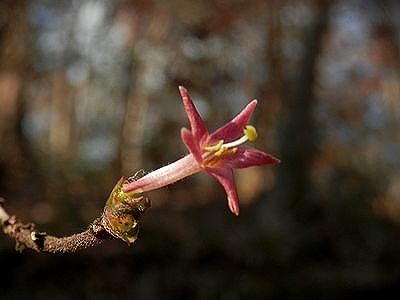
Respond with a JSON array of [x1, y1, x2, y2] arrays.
[[202, 125, 258, 165]]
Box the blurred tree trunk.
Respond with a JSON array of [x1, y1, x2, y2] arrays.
[[118, 2, 171, 176], [0, 0, 33, 189], [117, 3, 147, 176], [48, 72, 74, 166], [258, 1, 331, 226], [0, 0, 26, 149], [120, 87, 149, 176], [258, 0, 283, 140], [278, 1, 330, 219]]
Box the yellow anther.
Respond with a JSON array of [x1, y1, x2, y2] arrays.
[[243, 125, 258, 142], [204, 146, 238, 167], [206, 157, 219, 166], [203, 140, 224, 152], [214, 146, 227, 157]]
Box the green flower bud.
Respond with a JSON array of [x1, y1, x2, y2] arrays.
[[101, 177, 151, 245]]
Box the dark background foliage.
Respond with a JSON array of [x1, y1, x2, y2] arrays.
[[1, 0, 400, 299]]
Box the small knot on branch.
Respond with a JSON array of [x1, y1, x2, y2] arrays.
[[30, 231, 47, 250]]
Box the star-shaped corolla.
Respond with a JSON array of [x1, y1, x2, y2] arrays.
[[123, 86, 280, 215]]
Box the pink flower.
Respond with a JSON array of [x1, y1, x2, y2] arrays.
[[122, 86, 280, 215]]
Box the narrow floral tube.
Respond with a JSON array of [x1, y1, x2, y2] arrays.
[[124, 154, 202, 193]]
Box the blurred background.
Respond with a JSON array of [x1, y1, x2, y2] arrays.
[[0, 0, 399, 298]]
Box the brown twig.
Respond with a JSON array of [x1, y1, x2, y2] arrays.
[[0, 197, 110, 253], [0, 177, 150, 253]]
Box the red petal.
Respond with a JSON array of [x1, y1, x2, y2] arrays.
[[181, 127, 203, 163], [230, 147, 280, 169], [206, 166, 240, 216], [209, 100, 257, 143], [179, 86, 209, 142]]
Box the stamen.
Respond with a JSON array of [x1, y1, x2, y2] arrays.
[[203, 140, 224, 152], [222, 125, 258, 149], [205, 147, 238, 166], [244, 125, 258, 141], [222, 136, 248, 149], [230, 147, 238, 154], [214, 146, 227, 157], [202, 125, 257, 166]]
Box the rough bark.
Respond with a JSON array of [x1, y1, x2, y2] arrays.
[[0, 198, 110, 253]]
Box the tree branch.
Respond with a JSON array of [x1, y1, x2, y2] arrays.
[[0, 197, 110, 253], [0, 177, 150, 253]]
